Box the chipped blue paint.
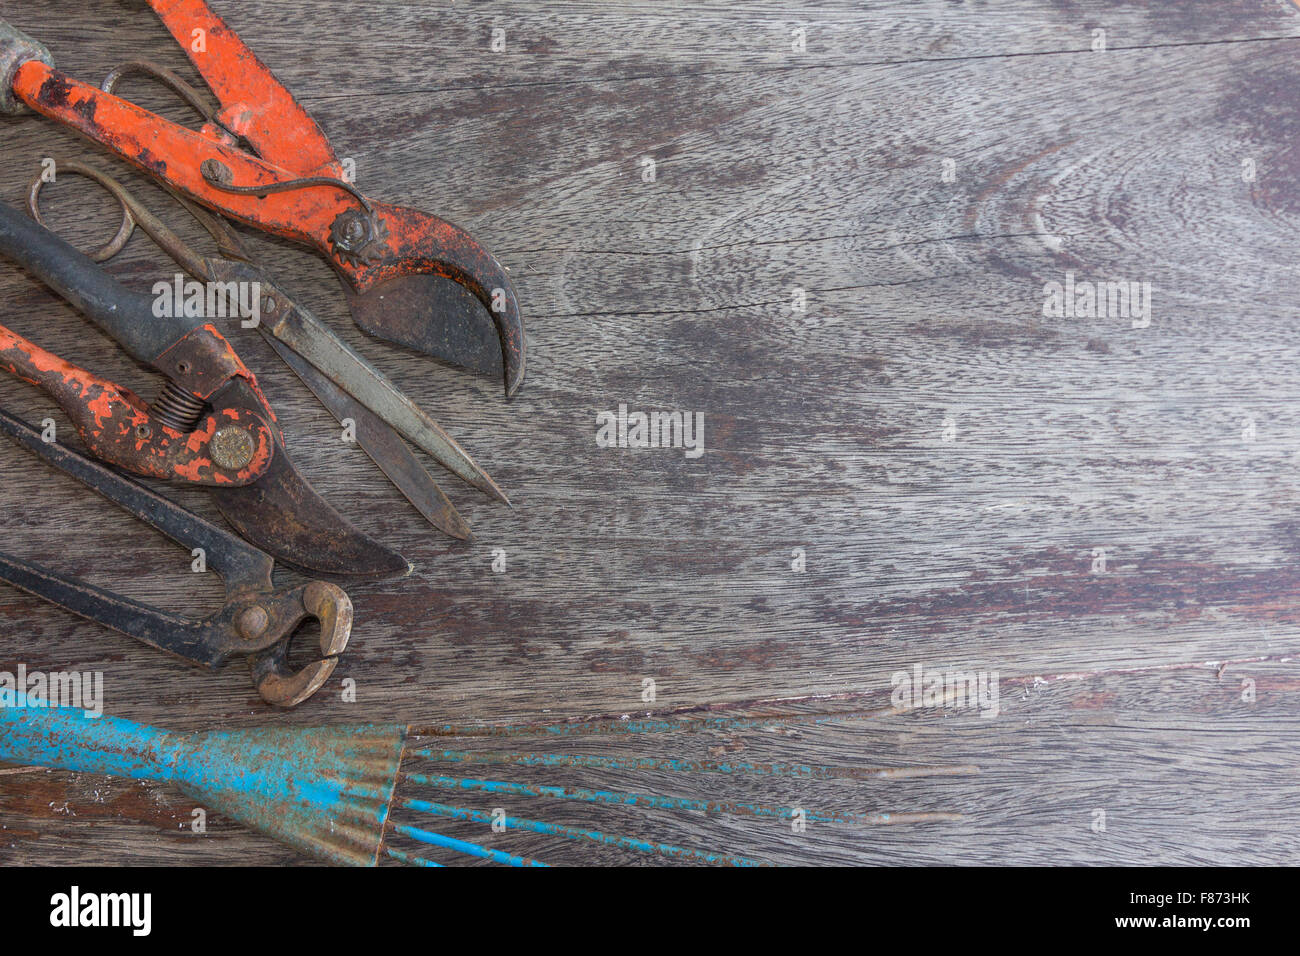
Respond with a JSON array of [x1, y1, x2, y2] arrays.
[[0, 696, 407, 866], [0, 693, 184, 779], [392, 823, 548, 867], [385, 848, 445, 868], [401, 797, 771, 867]]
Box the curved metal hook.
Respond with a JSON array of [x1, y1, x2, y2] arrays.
[[249, 581, 354, 708]]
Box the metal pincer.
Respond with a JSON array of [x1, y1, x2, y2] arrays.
[[0, 408, 354, 707]]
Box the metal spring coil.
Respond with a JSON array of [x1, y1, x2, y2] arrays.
[[151, 380, 206, 432]]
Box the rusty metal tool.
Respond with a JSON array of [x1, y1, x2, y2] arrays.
[[0, 199, 409, 578], [0, 409, 353, 707], [0, 5, 526, 397], [29, 158, 505, 536], [0, 698, 972, 866]]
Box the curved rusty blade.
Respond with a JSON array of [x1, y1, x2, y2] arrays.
[[266, 335, 471, 540], [343, 271, 525, 399], [340, 202, 526, 400], [210, 437, 411, 579]]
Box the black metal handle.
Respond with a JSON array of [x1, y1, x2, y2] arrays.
[[0, 200, 201, 364]]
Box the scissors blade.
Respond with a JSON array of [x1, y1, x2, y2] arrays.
[[210, 436, 412, 580], [265, 334, 471, 540], [259, 289, 510, 505]]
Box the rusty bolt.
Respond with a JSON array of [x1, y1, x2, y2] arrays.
[[210, 426, 256, 471], [200, 158, 234, 186], [238, 605, 269, 641], [329, 209, 389, 266]]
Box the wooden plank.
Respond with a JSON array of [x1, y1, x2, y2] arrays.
[[0, 0, 1298, 864], [3, 661, 1296, 865]]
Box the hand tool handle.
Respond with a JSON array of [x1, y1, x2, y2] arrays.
[[0, 19, 51, 115], [0, 201, 202, 365], [0, 699, 178, 781], [146, 0, 338, 175], [0, 404, 268, 568]]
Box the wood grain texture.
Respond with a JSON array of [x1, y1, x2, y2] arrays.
[[1, 0, 1299, 865]]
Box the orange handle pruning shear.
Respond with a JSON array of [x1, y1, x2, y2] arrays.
[[0, 2, 526, 397]]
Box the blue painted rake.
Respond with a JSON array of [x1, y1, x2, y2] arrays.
[[0, 697, 971, 866]]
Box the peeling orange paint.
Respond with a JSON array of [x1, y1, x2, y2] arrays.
[[171, 459, 206, 482]]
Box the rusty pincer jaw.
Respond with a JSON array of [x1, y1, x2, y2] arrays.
[[0, 408, 355, 708], [247, 581, 353, 707]]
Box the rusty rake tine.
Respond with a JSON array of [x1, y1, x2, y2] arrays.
[[405, 772, 961, 826], [415, 747, 979, 781], [387, 822, 549, 867], [401, 798, 772, 867], [385, 848, 446, 867]]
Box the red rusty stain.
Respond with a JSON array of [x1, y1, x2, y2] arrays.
[[185, 417, 218, 455], [239, 429, 274, 478]]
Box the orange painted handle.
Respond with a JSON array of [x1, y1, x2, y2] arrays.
[[0, 324, 272, 487], [10, 61, 517, 310], [146, 0, 339, 176], [14, 62, 355, 270]]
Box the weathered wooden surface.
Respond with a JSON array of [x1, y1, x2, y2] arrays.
[[1, 0, 1299, 865]]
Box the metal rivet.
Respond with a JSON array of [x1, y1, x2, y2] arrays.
[[238, 605, 269, 641], [210, 426, 256, 471], [200, 158, 234, 185]]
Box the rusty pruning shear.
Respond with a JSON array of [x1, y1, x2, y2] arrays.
[[0, 0, 526, 398], [0, 407, 352, 707], [29, 158, 507, 538], [0, 196, 410, 579]]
